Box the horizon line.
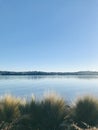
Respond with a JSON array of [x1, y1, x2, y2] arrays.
[[0, 70, 98, 73]]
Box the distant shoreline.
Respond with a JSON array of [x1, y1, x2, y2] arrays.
[[0, 71, 98, 75]]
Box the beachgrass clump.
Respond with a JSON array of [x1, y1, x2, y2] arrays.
[[39, 93, 69, 130], [72, 96, 98, 128], [0, 95, 21, 123], [18, 93, 69, 130], [0, 93, 98, 130]]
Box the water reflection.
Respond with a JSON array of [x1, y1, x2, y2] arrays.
[[0, 75, 98, 101], [0, 75, 98, 80]]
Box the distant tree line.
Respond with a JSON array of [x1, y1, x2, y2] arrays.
[[0, 71, 98, 75]]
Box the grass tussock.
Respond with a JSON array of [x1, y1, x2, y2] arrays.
[[0, 93, 98, 130], [72, 96, 98, 128], [0, 95, 21, 123]]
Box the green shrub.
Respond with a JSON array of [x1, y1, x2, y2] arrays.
[[73, 96, 98, 127]]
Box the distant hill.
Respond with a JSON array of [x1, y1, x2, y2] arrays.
[[0, 71, 98, 75]]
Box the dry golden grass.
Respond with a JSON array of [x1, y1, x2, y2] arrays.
[[0, 94, 98, 130]]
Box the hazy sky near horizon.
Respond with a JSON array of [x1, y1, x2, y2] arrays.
[[0, 0, 98, 72]]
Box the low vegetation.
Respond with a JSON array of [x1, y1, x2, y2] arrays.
[[0, 93, 98, 130]]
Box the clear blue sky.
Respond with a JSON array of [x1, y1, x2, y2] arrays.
[[0, 0, 98, 72]]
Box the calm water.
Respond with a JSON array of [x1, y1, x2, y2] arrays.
[[0, 75, 98, 101]]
